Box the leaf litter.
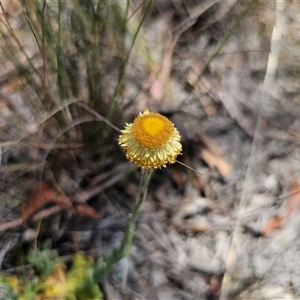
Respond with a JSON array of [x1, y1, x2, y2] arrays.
[[1, 1, 300, 300]]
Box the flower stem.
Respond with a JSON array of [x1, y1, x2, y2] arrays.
[[94, 169, 153, 282], [129, 169, 153, 225], [122, 169, 153, 288]]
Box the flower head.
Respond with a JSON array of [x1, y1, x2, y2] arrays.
[[118, 109, 182, 169]]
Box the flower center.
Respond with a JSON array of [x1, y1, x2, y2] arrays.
[[142, 117, 165, 136], [132, 113, 174, 148]]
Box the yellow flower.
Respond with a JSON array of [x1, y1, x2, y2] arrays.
[[38, 264, 70, 299], [118, 109, 182, 169]]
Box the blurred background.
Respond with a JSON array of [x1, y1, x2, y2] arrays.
[[1, 1, 300, 299]]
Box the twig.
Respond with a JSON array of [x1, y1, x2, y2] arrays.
[[76, 102, 121, 132]]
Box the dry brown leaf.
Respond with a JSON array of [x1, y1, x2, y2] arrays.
[[73, 203, 101, 219], [22, 183, 72, 221], [260, 216, 284, 236], [200, 135, 232, 177], [188, 221, 210, 234], [260, 179, 300, 236], [284, 180, 300, 218]]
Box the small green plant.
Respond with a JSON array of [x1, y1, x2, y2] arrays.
[[0, 248, 103, 300]]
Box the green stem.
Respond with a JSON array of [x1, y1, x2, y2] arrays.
[[129, 169, 153, 225], [122, 169, 152, 287], [93, 169, 153, 281]]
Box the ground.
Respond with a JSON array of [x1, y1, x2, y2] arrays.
[[1, 1, 300, 299]]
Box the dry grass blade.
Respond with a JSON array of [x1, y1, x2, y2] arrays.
[[73, 162, 135, 203]]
